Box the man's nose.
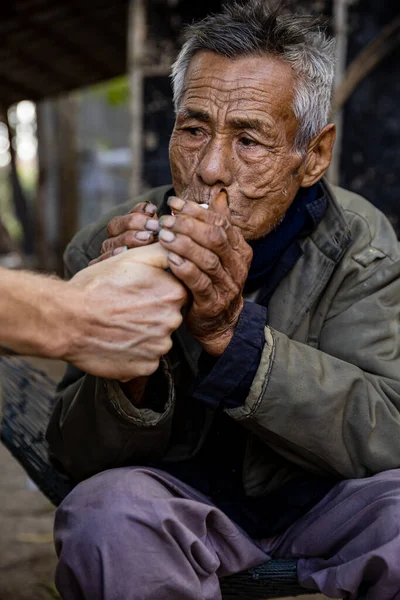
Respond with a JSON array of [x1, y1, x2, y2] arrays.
[[196, 136, 233, 188]]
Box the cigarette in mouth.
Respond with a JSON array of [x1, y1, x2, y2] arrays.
[[199, 191, 228, 209]]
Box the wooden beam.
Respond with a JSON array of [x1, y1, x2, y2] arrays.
[[55, 95, 80, 275], [35, 102, 51, 271], [333, 13, 400, 112], [327, 0, 350, 186], [3, 109, 35, 255], [143, 64, 172, 78], [128, 0, 147, 198]]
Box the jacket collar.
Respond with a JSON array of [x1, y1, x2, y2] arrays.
[[266, 179, 352, 337], [311, 179, 353, 263]]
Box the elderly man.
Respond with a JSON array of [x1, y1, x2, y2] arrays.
[[47, 1, 400, 599]]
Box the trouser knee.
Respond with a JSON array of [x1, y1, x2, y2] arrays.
[[55, 468, 171, 557]]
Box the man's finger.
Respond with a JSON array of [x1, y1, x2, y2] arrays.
[[101, 230, 154, 254], [159, 230, 238, 293], [107, 212, 158, 238], [209, 190, 231, 221], [158, 213, 250, 275], [129, 201, 157, 216], [167, 254, 212, 302], [91, 242, 170, 271], [116, 242, 170, 270], [167, 198, 228, 228], [89, 252, 113, 266]]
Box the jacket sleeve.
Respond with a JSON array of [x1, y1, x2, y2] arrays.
[[226, 254, 400, 479], [46, 360, 175, 481]]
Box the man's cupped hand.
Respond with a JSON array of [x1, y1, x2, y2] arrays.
[[159, 192, 253, 357], [89, 201, 159, 265]]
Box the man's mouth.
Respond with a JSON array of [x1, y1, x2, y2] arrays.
[[187, 189, 242, 219]]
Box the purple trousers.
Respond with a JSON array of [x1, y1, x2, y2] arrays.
[[54, 467, 400, 600]]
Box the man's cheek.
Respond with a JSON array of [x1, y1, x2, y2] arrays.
[[170, 145, 198, 188], [237, 160, 284, 200]]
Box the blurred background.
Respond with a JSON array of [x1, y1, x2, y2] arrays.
[[0, 0, 399, 598], [0, 0, 399, 275]]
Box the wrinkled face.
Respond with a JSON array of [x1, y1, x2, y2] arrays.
[[169, 51, 308, 240]]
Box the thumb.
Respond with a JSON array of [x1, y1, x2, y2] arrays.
[[209, 190, 230, 222], [114, 242, 169, 270]]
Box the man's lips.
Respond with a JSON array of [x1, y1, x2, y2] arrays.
[[182, 190, 242, 218], [198, 204, 241, 218]]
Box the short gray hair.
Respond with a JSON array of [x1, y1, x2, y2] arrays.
[[171, 0, 335, 153]]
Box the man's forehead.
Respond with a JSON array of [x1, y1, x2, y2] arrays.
[[181, 50, 295, 117], [184, 51, 294, 92]]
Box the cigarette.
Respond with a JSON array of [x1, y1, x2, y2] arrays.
[[171, 201, 209, 216]]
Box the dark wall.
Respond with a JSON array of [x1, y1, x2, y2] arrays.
[[341, 0, 400, 235], [143, 0, 224, 189], [143, 77, 175, 188]]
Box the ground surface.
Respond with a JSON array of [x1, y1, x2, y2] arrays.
[[0, 358, 330, 600], [0, 442, 58, 600]]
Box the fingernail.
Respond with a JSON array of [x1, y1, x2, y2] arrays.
[[159, 229, 176, 243], [144, 203, 157, 215], [168, 252, 184, 266], [145, 218, 159, 232], [112, 246, 128, 256], [159, 215, 176, 228], [167, 196, 185, 212], [135, 231, 152, 241]]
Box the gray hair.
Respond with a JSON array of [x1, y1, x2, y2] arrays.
[[171, 0, 335, 153]]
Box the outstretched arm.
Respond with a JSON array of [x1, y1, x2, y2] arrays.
[[0, 243, 179, 382]]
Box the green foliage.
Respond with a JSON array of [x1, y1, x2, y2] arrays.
[[91, 76, 130, 107], [19, 162, 38, 197]]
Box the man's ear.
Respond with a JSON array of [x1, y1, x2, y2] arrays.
[[300, 124, 336, 187]]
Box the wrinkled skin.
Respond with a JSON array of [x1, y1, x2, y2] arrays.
[[170, 51, 308, 240], [97, 50, 335, 372]]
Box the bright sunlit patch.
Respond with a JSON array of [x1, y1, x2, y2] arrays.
[[17, 139, 37, 161], [0, 135, 10, 154], [0, 153, 11, 168], [16, 101, 36, 124]]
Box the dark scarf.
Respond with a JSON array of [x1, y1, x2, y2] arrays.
[[244, 183, 321, 294]]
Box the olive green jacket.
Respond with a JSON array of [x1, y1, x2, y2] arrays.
[[46, 182, 400, 495]]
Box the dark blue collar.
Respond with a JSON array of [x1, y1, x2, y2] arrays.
[[244, 183, 327, 294]]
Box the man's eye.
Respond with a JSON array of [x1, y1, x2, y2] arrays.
[[240, 137, 259, 147], [185, 127, 202, 136]]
